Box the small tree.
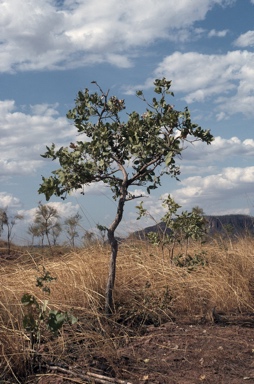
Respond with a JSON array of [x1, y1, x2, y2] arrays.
[[0, 208, 23, 254], [192, 206, 205, 216], [0, 208, 7, 237], [64, 213, 82, 247], [51, 222, 62, 246], [33, 203, 60, 247], [28, 223, 45, 246], [39, 78, 213, 315], [137, 196, 207, 259], [82, 230, 95, 247], [170, 207, 207, 256]]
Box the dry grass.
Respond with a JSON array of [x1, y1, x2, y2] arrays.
[[1, 236, 254, 381]]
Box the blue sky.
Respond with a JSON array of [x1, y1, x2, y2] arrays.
[[1, 0, 254, 244]]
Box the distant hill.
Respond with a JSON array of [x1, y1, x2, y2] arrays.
[[205, 214, 254, 235], [131, 214, 254, 239]]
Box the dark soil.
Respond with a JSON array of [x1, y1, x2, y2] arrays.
[[25, 319, 254, 384]]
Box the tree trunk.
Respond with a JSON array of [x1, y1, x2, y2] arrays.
[[105, 230, 118, 315], [45, 230, 51, 247], [104, 165, 128, 316], [7, 230, 11, 255], [105, 191, 127, 316]]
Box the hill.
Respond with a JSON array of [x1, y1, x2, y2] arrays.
[[131, 214, 254, 239]]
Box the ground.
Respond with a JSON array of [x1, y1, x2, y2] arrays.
[[30, 320, 254, 384]]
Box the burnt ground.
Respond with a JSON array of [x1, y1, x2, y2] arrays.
[[27, 319, 254, 384]]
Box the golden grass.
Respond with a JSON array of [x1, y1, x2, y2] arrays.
[[1, 236, 254, 381]]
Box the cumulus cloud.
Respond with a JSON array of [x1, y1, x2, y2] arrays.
[[0, 0, 236, 72], [234, 31, 254, 47], [126, 50, 254, 118], [132, 161, 254, 221], [154, 51, 254, 101], [0, 100, 76, 179], [168, 166, 254, 214], [208, 29, 229, 37], [183, 136, 254, 163], [0, 192, 23, 209], [70, 181, 110, 197], [129, 189, 148, 198]]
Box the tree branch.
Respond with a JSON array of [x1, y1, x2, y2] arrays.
[[129, 155, 162, 185], [47, 364, 132, 384], [126, 193, 146, 201]]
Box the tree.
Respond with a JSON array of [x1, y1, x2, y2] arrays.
[[137, 196, 207, 259], [168, 205, 207, 256], [51, 221, 62, 246], [82, 230, 95, 247], [0, 209, 7, 237], [39, 77, 213, 315], [28, 223, 43, 246], [0, 208, 23, 254], [33, 203, 60, 247], [192, 206, 205, 216], [64, 213, 82, 247]]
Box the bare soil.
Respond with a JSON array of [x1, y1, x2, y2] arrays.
[[26, 319, 254, 384]]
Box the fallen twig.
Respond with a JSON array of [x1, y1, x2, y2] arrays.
[[47, 364, 133, 384]]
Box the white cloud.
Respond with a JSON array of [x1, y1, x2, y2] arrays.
[[129, 189, 148, 198], [0, 100, 76, 178], [208, 29, 229, 37], [183, 136, 254, 163], [71, 181, 110, 197], [0, 0, 236, 72], [234, 31, 254, 47], [154, 51, 253, 100], [0, 192, 22, 209], [0, 160, 42, 177], [126, 50, 254, 118], [168, 166, 254, 214], [29, 103, 60, 117]]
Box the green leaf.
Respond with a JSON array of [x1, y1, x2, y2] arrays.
[[154, 86, 162, 94], [47, 310, 66, 332], [165, 152, 173, 167], [47, 310, 78, 333], [21, 293, 37, 306]]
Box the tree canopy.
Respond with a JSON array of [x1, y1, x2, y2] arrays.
[[39, 78, 213, 202]]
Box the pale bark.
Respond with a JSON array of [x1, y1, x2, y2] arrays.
[[105, 194, 126, 315]]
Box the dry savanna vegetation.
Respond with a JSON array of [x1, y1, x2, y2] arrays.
[[1, 235, 254, 383]]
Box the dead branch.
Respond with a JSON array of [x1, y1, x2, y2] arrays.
[[47, 364, 133, 384]]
